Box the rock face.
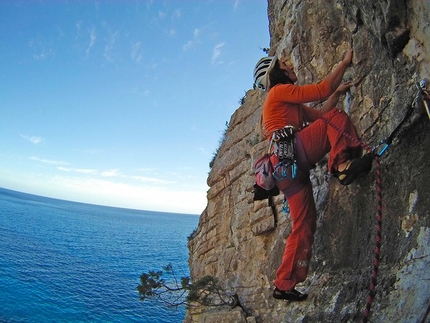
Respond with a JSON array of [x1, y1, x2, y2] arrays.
[[186, 1, 430, 322]]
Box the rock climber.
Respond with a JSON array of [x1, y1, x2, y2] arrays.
[[261, 49, 373, 301]]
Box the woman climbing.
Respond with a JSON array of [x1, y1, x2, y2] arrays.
[[261, 49, 373, 301]]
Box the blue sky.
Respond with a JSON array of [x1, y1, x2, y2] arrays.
[[0, 0, 269, 214]]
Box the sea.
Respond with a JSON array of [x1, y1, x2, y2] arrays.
[[0, 187, 199, 323]]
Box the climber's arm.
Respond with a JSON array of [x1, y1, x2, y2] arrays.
[[320, 81, 355, 114], [324, 49, 353, 91]]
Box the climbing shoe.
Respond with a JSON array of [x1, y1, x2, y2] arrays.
[[336, 153, 373, 186], [273, 287, 308, 301]]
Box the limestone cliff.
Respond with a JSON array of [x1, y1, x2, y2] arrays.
[[186, 1, 430, 322]]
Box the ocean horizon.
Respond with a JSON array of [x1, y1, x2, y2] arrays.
[[0, 187, 199, 323]]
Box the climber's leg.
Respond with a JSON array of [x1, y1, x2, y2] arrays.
[[274, 181, 317, 292], [299, 108, 361, 173]]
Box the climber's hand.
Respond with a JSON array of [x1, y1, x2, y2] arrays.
[[335, 81, 354, 94], [343, 49, 353, 66]]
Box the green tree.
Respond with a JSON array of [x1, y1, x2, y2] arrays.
[[137, 264, 238, 309]]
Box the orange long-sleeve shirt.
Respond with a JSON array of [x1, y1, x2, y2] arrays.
[[263, 80, 333, 136]]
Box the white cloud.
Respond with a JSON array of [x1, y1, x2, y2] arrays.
[[101, 169, 120, 177], [62, 177, 206, 214], [30, 156, 68, 166], [21, 134, 44, 144], [134, 167, 157, 172], [0, 162, 208, 214], [183, 40, 195, 51], [57, 167, 72, 172], [183, 28, 201, 51], [29, 37, 54, 61], [104, 30, 119, 62], [75, 21, 82, 33], [131, 41, 142, 63], [56, 167, 168, 184], [130, 175, 172, 184], [57, 167, 98, 174], [76, 168, 98, 174], [86, 27, 96, 56], [172, 9, 182, 19], [34, 175, 205, 214], [211, 42, 225, 64], [233, 0, 240, 11]]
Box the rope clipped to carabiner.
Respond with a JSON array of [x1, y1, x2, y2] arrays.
[[373, 79, 429, 157]]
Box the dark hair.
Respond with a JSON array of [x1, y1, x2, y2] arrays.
[[268, 59, 294, 88]]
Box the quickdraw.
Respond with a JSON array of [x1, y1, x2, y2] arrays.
[[373, 79, 429, 157]]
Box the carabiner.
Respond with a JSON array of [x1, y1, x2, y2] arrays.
[[272, 162, 297, 181], [281, 198, 290, 214], [272, 163, 287, 181], [373, 141, 390, 157], [291, 163, 297, 178]]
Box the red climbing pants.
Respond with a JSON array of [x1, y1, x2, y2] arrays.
[[273, 108, 361, 291]]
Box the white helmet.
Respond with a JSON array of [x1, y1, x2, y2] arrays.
[[253, 56, 275, 90]]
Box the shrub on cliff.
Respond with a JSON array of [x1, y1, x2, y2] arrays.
[[137, 264, 238, 309]]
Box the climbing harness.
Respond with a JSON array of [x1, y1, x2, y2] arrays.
[[270, 126, 298, 181], [320, 80, 428, 323], [253, 125, 297, 217]]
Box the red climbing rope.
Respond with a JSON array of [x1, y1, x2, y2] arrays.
[[362, 154, 382, 323], [319, 81, 425, 320], [320, 113, 382, 323]]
